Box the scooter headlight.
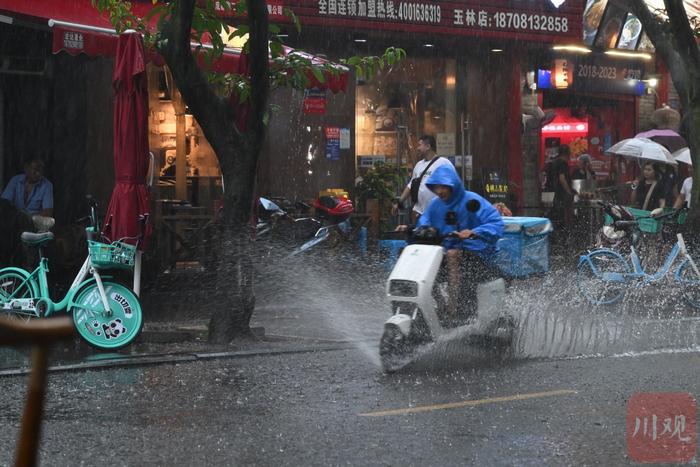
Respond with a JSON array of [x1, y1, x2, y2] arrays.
[[389, 280, 418, 297]]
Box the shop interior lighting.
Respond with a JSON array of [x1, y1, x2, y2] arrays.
[[646, 78, 658, 88], [423, 43, 435, 48], [490, 48, 504, 53], [353, 38, 367, 43], [0, 15, 13, 24], [604, 50, 653, 60], [551, 45, 591, 54]]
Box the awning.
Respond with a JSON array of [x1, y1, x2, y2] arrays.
[[645, 0, 700, 20], [49, 19, 348, 93]]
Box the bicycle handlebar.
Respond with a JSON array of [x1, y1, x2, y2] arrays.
[[612, 209, 684, 231]]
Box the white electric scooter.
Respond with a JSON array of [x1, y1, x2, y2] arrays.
[[379, 229, 516, 373]]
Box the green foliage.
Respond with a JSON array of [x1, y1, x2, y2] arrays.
[[341, 47, 406, 80], [355, 162, 407, 207], [92, 0, 405, 120]]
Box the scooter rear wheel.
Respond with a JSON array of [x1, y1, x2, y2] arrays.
[[379, 324, 416, 373]]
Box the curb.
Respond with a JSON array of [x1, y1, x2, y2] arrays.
[[136, 325, 266, 344], [0, 343, 358, 377]]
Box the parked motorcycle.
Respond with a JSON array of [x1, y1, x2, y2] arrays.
[[254, 194, 355, 257], [288, 194, 355, 256], [379, 227, 516, 373], [254, 197, 319, 255]]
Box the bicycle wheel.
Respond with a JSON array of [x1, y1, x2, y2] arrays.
[[0, 269, 39, 322], [677, 259, 700, 309], [577, 250, 630, 305], [72, 281, 143, 349]]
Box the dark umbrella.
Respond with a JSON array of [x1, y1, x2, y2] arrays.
[[635, 128, 688, 153], [102, 31, 152, 248]]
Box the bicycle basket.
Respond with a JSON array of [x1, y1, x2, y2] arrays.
[[88, 240, 137, 269]]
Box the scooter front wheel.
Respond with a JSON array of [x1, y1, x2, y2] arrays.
[[72, 282, 143, 350], [379, 324, 416, 373]]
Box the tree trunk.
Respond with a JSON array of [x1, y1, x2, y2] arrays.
[[157, 0, 270, 342], [207, 136, 260, 343], [208, 220, 256, 342]]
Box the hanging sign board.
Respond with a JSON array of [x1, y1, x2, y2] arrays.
[[482, 169, 509, 203], [547, 54, 645, 95], [570, 55, 645, 95], [358, 155, 386, 167], [303, 88, 327, 114], [340, 128, 351, 149], [436, 133, 456, 156], [325, 126, 341, 161], [464, 155, 473, 181]]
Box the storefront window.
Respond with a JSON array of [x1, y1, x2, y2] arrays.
[[146, 65, 223, 271], [147, 66, 222, 211], [355, 58, 457, 171]]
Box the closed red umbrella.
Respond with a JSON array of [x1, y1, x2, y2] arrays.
[[102, 31, 151, 248]]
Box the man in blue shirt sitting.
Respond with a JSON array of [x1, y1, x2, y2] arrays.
[[2, 158, 53, 217]]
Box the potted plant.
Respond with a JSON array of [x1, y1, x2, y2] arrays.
[[355, 162, 407, 231]]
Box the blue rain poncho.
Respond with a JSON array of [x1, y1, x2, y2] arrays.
[[417, 165, 504, 259]]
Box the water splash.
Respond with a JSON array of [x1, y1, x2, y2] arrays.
[[255, 249, 700, 369]]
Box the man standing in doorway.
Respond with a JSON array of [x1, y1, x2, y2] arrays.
[[552, 144, 576, 241], [391, 135, 454, 223]]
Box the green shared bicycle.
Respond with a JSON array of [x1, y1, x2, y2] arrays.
[[0, 200, 143, 349]]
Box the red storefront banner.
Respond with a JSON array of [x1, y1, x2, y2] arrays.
[[280, 0, 583, 43], [1, 0, 582, 44], [0, 0, 154, 28], [49, 22, 349, 92]]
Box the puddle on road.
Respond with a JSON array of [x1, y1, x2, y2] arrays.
[[2, 259, 700, 372]]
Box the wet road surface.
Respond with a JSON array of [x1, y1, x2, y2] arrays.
[[0, 344, 698, 465]]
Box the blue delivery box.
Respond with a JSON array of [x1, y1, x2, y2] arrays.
[[494, 216, 553, 278]]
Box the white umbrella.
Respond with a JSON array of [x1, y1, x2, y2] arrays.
[[673, 147, 693, 166], [605, 137, 677, 166]]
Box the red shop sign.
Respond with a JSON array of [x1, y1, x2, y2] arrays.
[[279, 0, 582, 43], [303, 88, 327, 114]]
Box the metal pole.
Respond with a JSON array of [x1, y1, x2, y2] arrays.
[[133, 251, 142, 297], [48, 19, 115, 34]]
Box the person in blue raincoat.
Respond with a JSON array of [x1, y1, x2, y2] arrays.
[[417, 165, 504, 322]]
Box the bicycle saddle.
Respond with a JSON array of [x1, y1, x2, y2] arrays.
[[21, 231, 55, 246]]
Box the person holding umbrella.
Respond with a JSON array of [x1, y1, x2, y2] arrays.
[[633, 162, 666, 211]]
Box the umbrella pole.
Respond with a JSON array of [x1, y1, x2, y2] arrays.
[[133, 251, 142, 296]]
